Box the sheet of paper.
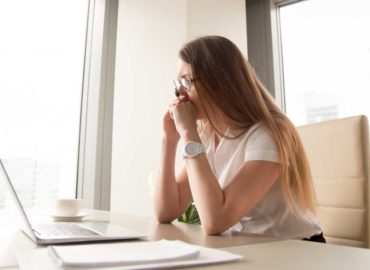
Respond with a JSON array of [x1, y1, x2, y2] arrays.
[[16, 242, 244, 270]]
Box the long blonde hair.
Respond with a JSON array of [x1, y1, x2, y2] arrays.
[[179, 36, 316, 214]]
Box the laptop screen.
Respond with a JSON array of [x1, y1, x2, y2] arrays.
[[0, 159, 38, 241]]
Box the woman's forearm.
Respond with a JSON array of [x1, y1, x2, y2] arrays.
[[182, 133, 225, 233], [153, 137, 181, 222], [185, 156, 225, 232]]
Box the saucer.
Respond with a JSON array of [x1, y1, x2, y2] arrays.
[[51, 213, 87, 222]]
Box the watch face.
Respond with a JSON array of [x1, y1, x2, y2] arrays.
[[183, 142, 205, 158], [185, 143, 199, 156]]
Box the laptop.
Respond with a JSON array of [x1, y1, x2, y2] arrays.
[[0, 159, 146, 245]]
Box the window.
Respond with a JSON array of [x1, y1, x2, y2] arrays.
[[278, 0, 370, 125], [0, 1, 89, 210]]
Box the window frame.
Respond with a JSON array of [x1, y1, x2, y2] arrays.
[[246, 0, 305, 111], [77, 0, 118, 210]]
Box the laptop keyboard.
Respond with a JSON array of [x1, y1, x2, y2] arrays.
[[33, 223, 100, 237]]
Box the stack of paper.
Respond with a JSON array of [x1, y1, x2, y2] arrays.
[[16, 240, 244, 270], [48, 240, 200, 268]]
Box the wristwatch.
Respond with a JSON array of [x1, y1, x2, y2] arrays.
[[182, 141, 206, 158]]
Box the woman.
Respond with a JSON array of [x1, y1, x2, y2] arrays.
[[153, 36, 325, 242]]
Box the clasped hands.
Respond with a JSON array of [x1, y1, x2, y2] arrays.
[[163, 95, 199, 143]]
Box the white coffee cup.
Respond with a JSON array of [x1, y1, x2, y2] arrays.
[[54, 199, 82, 216]]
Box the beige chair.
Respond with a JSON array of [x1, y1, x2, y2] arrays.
[[297, 115, 370, 248]]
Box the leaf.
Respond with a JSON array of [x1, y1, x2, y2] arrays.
[[177, 203, 201, 225]]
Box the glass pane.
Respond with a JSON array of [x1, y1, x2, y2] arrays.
[[279, 0, 370, 126], [0, 0, 88, 212]]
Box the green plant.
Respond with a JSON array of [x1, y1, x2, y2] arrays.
[[178, 203, 201, 224]]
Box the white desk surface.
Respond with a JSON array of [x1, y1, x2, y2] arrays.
[[186, 240, 370, 270], [1, 210, 370, 269]]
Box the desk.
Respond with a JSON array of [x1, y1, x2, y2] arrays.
[[0, 209, 280, 269], [1, 210, 370, 269], [185, 240, 370, 270]]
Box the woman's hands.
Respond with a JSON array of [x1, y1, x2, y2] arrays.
[[163, 94, 198, 143], [168, 95, 198, 141]]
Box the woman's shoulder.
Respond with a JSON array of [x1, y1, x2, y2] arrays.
[[241, 122, 281, 163], [240, 122, 269, 141], [238, 122, 278, 150]]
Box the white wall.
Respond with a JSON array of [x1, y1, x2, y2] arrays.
[[111, 0, 247, 217], [111, 0, 187, 216], [187, 0, 247, 56]]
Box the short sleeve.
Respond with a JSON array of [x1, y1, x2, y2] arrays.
[[245, 125, 281, 163]]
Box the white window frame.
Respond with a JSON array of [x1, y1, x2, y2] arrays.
[[77, 0, 118, 210], [246, 0, 304, 111]]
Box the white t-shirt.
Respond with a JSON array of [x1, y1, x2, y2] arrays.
[[199, 122, 323, 239]]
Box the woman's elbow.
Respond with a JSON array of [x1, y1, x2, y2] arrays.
[[157, 219, 173, 224], [156, 216, 174, 224], [202, 220, 228, 235], [154, 209, 176, 224]]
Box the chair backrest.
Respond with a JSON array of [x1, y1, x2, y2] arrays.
[[297, 115, 370, 248]]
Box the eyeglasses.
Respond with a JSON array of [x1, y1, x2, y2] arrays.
[[173, 78, 196, 92]]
